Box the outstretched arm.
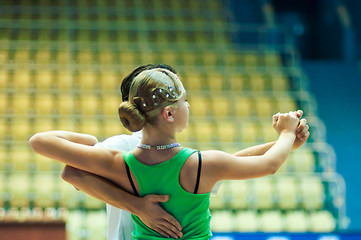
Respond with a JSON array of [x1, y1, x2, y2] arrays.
[[233, 110, 310, 157], [62, 166, 183, 239]]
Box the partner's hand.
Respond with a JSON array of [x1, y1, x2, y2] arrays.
[[136, 194, 183, 239]]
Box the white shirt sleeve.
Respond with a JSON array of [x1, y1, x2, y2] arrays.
[[95, 134, 140, 240]]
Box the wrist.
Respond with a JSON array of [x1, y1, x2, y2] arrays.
[[125, 196, 144, 216]]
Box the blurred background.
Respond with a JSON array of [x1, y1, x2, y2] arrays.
[[0, 0, 360, 239]]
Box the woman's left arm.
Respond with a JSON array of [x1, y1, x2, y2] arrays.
[[29, 131, 120, 178]]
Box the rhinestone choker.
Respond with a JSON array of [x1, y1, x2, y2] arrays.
[[137, 142, 181, 150]]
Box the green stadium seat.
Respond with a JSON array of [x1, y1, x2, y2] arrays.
[[85, 211, 107, 239], [234, 210, 258, 232], [33, 173, 56, 208], [8, 173, 31, 208], [300, 176, 324, 210], [284, 211, 308, 232], [275, 176, 299, 210], [309, 211, 336, 232], [210, 211, 233, 232], [253, 178, 274, 209], [259, 210, 284, 232], [228, 180, 250, 209]]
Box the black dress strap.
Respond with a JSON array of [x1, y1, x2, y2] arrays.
[[125, 162, 139, 197], [194, 151, 202, 194]]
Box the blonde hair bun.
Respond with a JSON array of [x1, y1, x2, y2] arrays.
[[118, 101, 145, 132]]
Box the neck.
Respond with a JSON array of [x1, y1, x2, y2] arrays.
[[140, 123, 176, 145]]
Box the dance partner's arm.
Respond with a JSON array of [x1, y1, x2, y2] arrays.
[[233, 110, 310, 157], [62, 166, 183, 239], [203, 112, 299, 182]]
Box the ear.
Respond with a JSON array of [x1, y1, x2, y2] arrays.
[[162, 106, 175, 122]]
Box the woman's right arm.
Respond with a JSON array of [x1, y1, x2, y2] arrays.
[[203, 113, 299, 182]]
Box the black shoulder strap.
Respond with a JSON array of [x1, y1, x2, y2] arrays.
[[125, 162, 139, 197], [194, 151, 202, 194]]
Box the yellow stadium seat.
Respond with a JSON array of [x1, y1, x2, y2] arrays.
[[10, 117, 31, 141], [180, 52, 196, 66], [210, 211, 234, 232], [228, 180, 250, 209], [253, 178, 274, 209], [264, 52, 282, 67], [210, 95, 231, 117], [177, 125, 192, 144], [0, 50, 8, 65], [84, 194, 106, 209], [233, 96, 252, 117], [284, 211, 308, 232], [300, 176, 324, 210], [102, 120, 129, 138], [12, 70, 32, 89], [34, 93, 55, 115], [202, 52, 218, 66], [99, 72, 119, 91], [254, 96, 275, 117], [57, 50, 72, 64], [98, 51, 114, 64], [259, 210, 284, 232], [215, 120, 238, 143], [275, 94, 297, 113], [275, 176, 299, 210], [77, 71, 98, 90], [228, 73, 245, 91], [270, 73, 289, 91], [192, 121, 215, 143], [249, 74, 266, 91], [56, 94, 75, 115], [77, 119, 101, 137], [243, 52, 258, 67], [33, 173, 56, 208], [0, 93, 10, 114], [34, 70, 54, 89], [0, 69, 9, 88], [33, 152, 54, 171], [101, 95, 121, 116], [11, 93, 33, 115], [239, 120, 258, 143], [182, 72, 203, 91], [290, 147, 315, 173], [206, 73, 225, 91], [234, 211, 258, 232], [77, 50, 94, 65], [259, 121, 278, 142], [13, 50, 30, 64], [8, 173, 31, 208], [119, 51, 138, 65], [8, 145, 31, 171], [78, 95, 100, 116], [309, 211, 336, 232], [56, 71, 74, 89], [32, 118, 54, 135], [35, 49, 52, 64], [56, 119, 76, 132], [188, 95, 209, 117]]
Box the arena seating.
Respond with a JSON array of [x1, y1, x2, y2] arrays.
[[0, 0, 345, 239]]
